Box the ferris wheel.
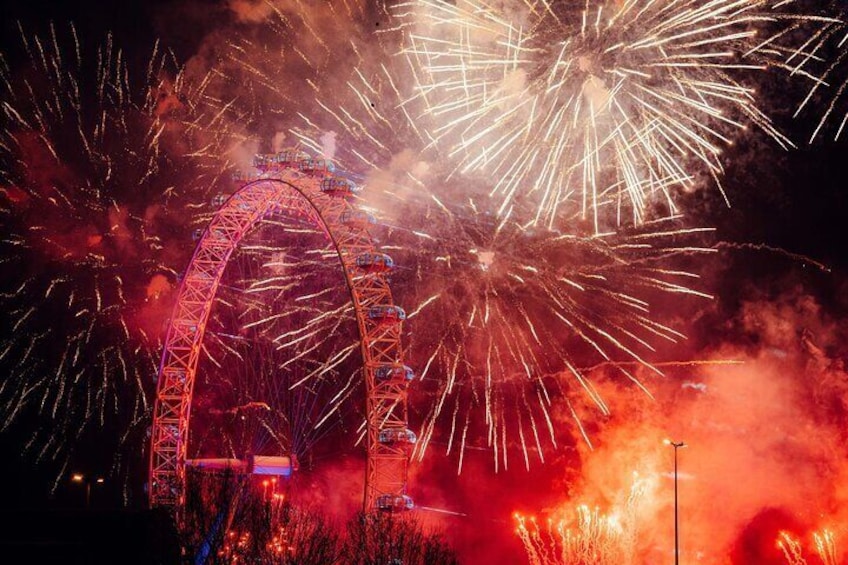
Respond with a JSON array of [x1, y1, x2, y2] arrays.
[[148, 150, 415, 525]]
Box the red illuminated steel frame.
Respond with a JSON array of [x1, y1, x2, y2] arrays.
[[148, 165, 411, 515]]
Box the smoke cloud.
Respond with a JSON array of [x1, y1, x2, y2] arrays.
[[406, 281, 848, 563]]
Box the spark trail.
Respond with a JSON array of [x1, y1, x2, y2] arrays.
[[392, 0, 830, 230], [0, 24, 235, 489], [778, 529, 841, 565], [515, 476, 650, 565], [784, 2, 848, 142], [386, 191, 715, 471]]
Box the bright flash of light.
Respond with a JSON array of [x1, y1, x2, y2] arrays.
[[778, 527, 842, 565], [515, 475, 651, 565], [391, 0, 831, 230]]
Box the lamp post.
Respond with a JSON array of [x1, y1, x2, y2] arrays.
[[665, 440, 686, 565], [71, 473, 104, 508]]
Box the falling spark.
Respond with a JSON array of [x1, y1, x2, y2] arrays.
[[0, 24, 237, 488], [390, 0, 825, 230], [388, 193, 715, 470]]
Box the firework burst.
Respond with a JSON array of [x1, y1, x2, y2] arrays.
[[243, 21, 721, 468], [0, 24, 234, 489], [382, 187, 714, 470], [515, 475, 651, 565], [778, 528, 841, 565], [388, 0, 834, 229], [785, 3, 848, 142]]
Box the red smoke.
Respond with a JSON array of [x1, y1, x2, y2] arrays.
[[146, 4, 848, 560], [402, 285, 848, 563]]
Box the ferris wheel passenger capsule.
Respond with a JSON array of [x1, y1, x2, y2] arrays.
[[378, 428, 417, 445], [174, 321, 198, 334], [274, 149, 310, 168], [368, 305, 406, 325], [320, 176, 360, 198], [374, 364, 415, 383], [210, 194, 227, 207], [300, 157, 336, 176], [355, 252, 394, 273], [340, 209, 376, 229], [192, 228, 204, 241], [159, 368, 187, 391], [253, 154, 274, 169], [375, 494, 414, 513], [209, 227, 228, 241], [188, 269, 213, 282]]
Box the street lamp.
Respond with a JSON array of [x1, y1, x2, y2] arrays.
[[70, 473, 104, 508], [664, 440, 686, 565]]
